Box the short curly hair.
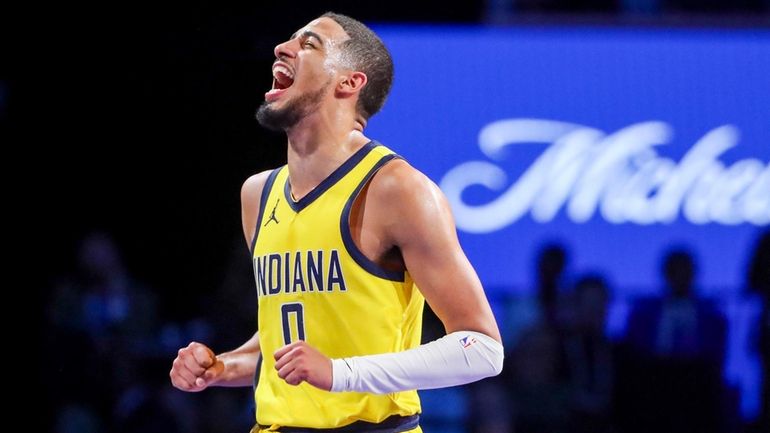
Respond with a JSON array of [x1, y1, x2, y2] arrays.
[[322, 12, 394, 120]]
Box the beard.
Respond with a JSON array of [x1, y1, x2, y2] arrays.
[[256, 82, 329, 131]]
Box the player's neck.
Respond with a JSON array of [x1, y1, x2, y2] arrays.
[[285, 115, 368, 201]]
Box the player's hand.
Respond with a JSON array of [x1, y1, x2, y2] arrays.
[[170, 341, 225, 392], [274, 340, 333, 391]]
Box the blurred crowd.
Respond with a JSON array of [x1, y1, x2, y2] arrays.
[[423, 230, 770, 433], [45, 229, 769, 433], [44, 233, 257, 433]]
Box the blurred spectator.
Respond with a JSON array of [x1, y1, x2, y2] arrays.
[[625, 250, 726, 361], [506, 322, 572, 433], [537, 245, 567, 325], [746, 231, 770, 433], [487, 243, 573, 433], [564, 275, 615, 433], [46, 232, 258, 432], [46, 231, 169, 432], [503, 243, 572, 357], [620, 248, 727, 433]]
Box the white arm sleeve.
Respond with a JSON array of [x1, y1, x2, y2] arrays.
[[330, 330, 504, 394]]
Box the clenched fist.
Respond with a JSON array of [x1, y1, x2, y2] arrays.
[[170, 341, 224, 392], [274, 340, 333, 391]]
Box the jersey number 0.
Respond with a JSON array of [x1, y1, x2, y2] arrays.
[[281, 303, 306, 344]]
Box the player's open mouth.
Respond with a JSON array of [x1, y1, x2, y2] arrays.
[[265, 63, 295, 101]]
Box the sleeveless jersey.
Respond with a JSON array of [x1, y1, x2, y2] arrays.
[[250, 141, 424, 429]]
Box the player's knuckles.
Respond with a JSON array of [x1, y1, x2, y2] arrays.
[[177, 351, 195, 365], [183, 354, 206, 372], [171, 359, 188, 374], [276, 367, 290, 379], [193, 345, 213, 362], [298, 365, 311, 378], [203, 368, 219, 381], [285, 374, 302, 386], [169, 374, 189, 390], [280, 348, 299, 363]]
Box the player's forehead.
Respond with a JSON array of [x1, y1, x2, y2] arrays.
[[291, 17, 349, 47]]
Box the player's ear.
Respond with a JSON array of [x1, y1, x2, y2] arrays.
[[337, 71, 367, 97]]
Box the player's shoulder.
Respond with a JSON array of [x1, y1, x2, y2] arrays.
[[241, 168, 277, 205], [241, 169, 279, 248], [368, 157, 443, 207]]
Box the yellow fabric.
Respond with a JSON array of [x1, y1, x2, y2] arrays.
[[252, 427, 423, 433], [251, 143, 424, 429], [252, 428, 423, 433]]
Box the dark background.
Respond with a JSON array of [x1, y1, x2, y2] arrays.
[[32, 0, 489, 317]]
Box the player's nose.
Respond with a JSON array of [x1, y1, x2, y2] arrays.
[[274, 39, 297, 60]]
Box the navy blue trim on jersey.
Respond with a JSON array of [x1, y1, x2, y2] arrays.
[[284, 141, 378, 213], [340, 153, 405, 282], [250, 167, 282, 254], [251, 352, 262, 419], [259, 414, 420, 432]]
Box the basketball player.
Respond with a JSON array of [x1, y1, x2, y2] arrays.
[[170, 12, 503, 432]]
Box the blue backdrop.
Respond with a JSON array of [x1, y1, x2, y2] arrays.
[[368, 25, 769, 294]]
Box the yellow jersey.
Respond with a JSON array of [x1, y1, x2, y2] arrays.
[[250, 141, 424, 430]]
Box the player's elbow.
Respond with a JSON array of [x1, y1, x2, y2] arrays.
[[461, 331, 504, 382], [481, 338, 504, 379], [489, 346, 504, 377]]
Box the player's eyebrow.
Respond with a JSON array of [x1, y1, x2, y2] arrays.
[[290, 30, 325, 46]]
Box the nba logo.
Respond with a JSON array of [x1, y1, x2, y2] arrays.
[[460, 336, 477, 348]]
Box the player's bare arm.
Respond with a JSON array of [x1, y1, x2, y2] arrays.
[[369, 159, 502, 342], [319, 158, 503, 393]]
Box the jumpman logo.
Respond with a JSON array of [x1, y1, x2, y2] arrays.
[[264, 199, 280, 226]]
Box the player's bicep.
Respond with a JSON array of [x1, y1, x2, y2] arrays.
[[384, 169, 501, 342]]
